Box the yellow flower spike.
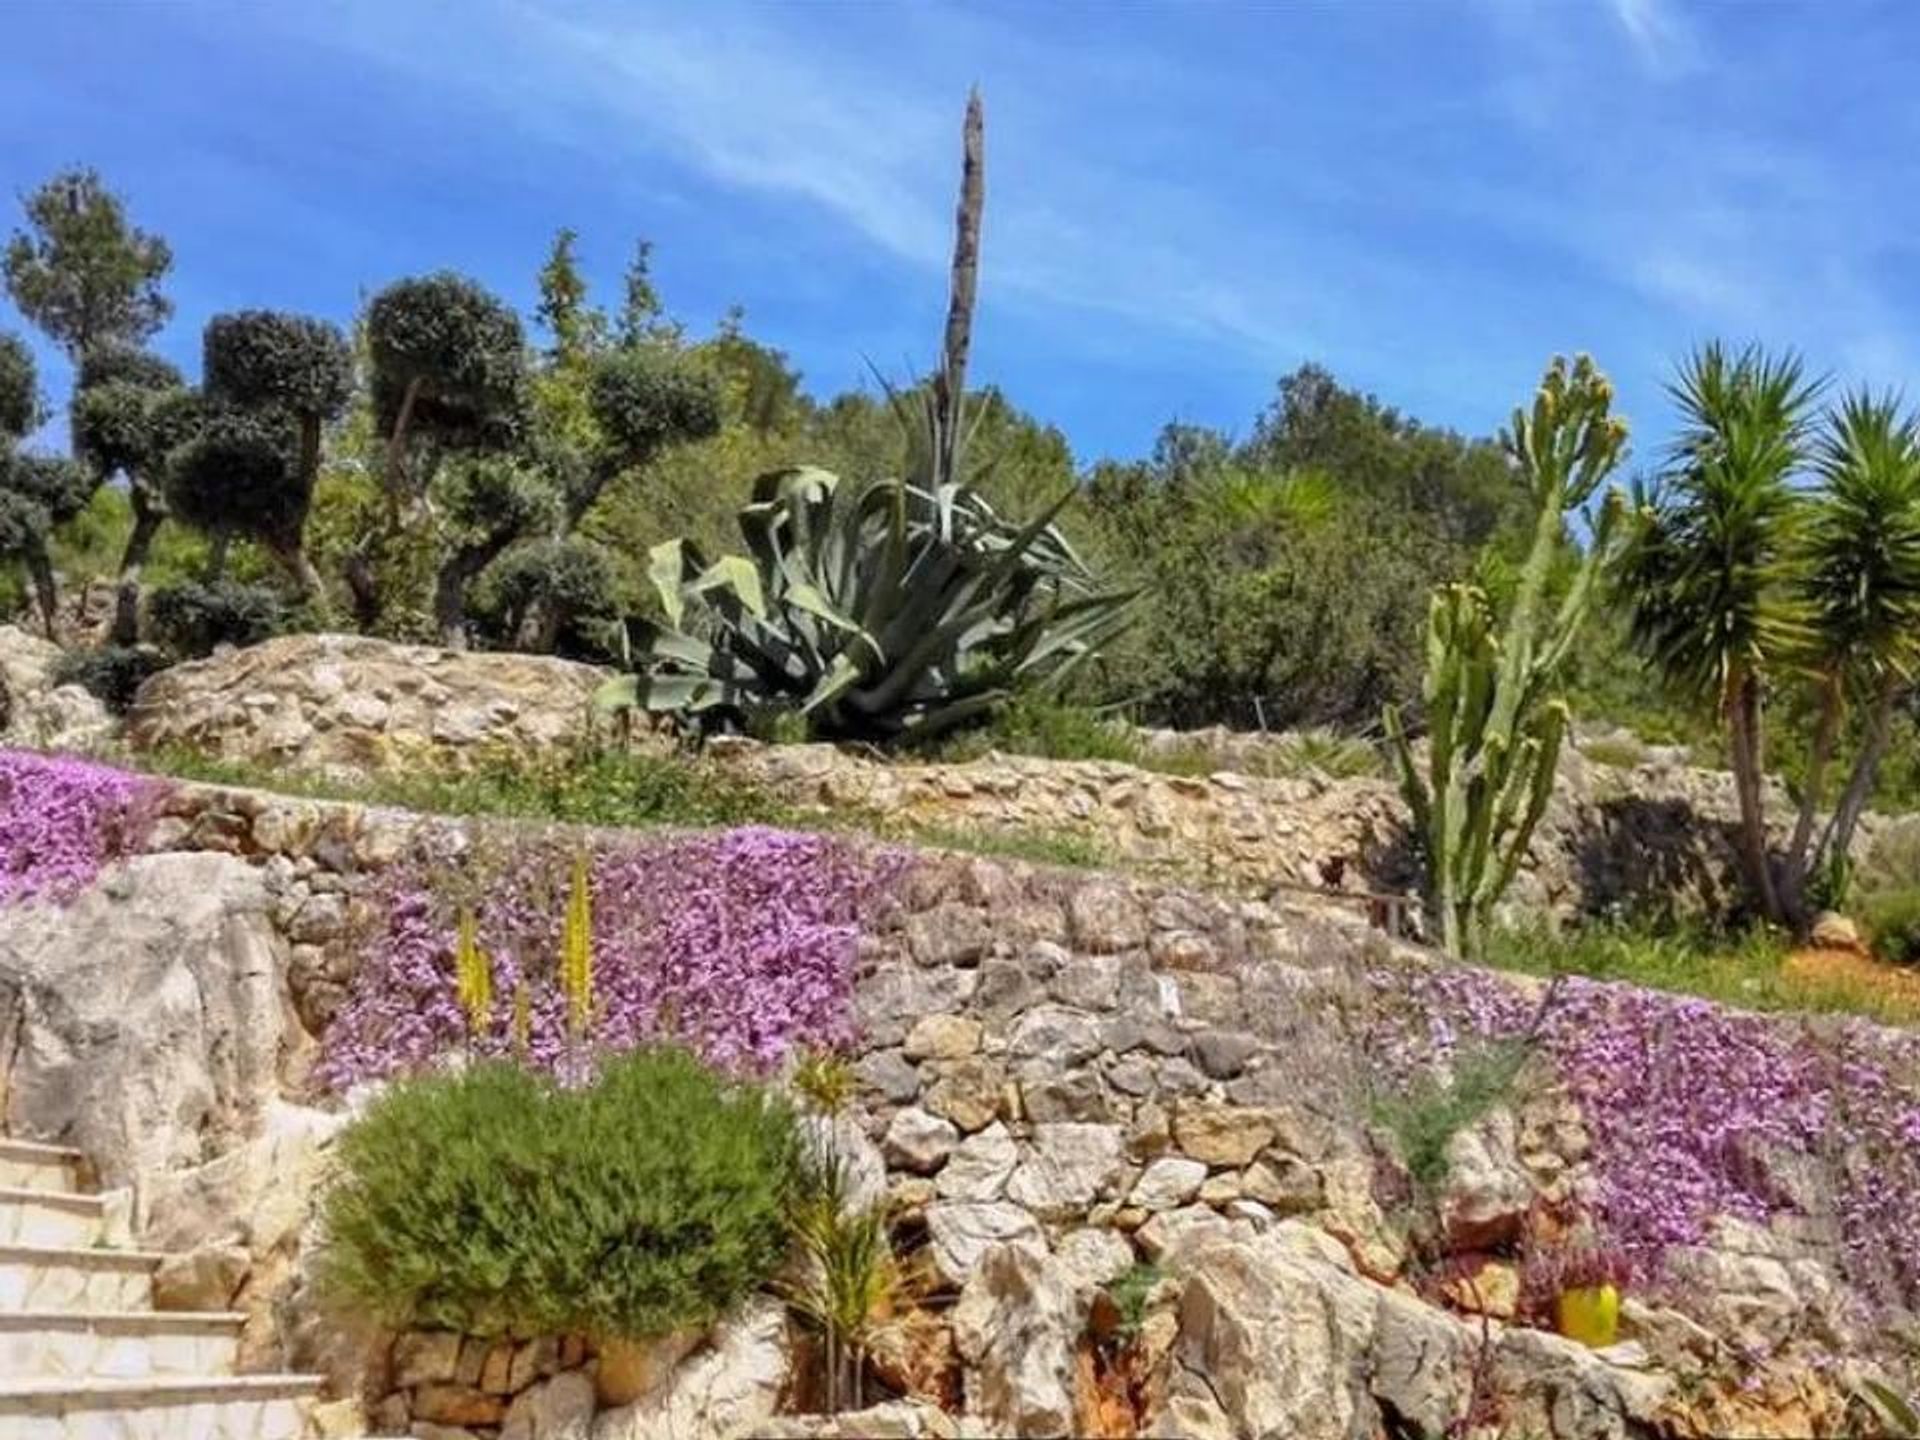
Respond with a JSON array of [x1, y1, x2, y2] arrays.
[[561, 851, 595, 1040], [453, 908, 493, 1037], [512, 980, 532, 1061]]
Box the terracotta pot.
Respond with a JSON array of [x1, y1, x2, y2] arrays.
[[1555, 1284, 1620, 1348]]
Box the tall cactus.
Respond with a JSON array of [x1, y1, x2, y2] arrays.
[[1385, 355, 1627, 958]]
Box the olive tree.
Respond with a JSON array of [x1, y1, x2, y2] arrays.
[[198, 310, 352, 597], [165, 411, 296, 582], [431, 454, 561, 644], [69, 346, 192, 642], [0, 336, 98, 634], [480, 536, 618, 655], [576, 345, 720, 526], [355, 273, 528, 628]]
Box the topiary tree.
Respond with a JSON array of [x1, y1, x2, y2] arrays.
[[199, 310, 352, 598], [4, 169, 172, 359], [481, 536, 618, 656], [575, 345, 721, 526], [431, 455, 562, 644], [69, 346, 193, 643], [354, 273, 529, 628], [0, 333, 101, 635], [0, 453, 101, 637]]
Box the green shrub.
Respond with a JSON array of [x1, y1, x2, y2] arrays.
[[317, 1050, 802, 1340], [147, 579, 284, 657], [50, 645, 168, 714], [1861, 887, 1920, 966], [1373, 1041, 1527, 1197], [935, 694, 1143, 766]]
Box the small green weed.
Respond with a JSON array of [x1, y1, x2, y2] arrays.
[[1373, 1041, 1528, 1197]]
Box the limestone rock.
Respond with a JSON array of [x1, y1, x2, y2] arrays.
[[797, 1112, 886, 1214], [903, 1013, 983, 1060], [1439, 1108, 1532, 1251], [1131, 1156, 1208, 1211], [6, 682, 113, 750], [1172, 1103, 1275, 1169], [393, 1331, 466, 1388], [0, 623, 60, 697], [883, 1107, 960, 1174], [754, 1401, 957, 1438], [0, 852, 293, 1187], [935, 1123, 1019, 1201], [925, 1201, 1045, 1287], [502, 1368, 597, 1440], [152, 1243, 250, 1311], [1810, 910, 1864, 953], [1147, 1224, 1476, 1440], [1005, 1122, 1125, 1217], [952, 1244, 1082, 1438], [592, 1298, 790, 1440], [127, 632, 636, 776]]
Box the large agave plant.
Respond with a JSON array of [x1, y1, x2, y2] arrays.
[[598, 464, 1133, 742]]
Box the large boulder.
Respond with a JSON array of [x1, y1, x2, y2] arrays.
[[0, 624, 111, 750], [1149, 1225, 1477, 1440], [951, 1244, 1083, 1438], [0, 851, 301, 1188], [127, 632, 634, 777]]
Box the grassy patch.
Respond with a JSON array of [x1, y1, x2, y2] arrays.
[[932, 696, 1382, 783], [931, 695, 1146, 768], [1486, 920, 1920, 1027], [144, 743, 808, 831], [138, 742, 1119, 872]]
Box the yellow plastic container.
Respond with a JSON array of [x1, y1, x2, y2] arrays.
[[1556, 1284, 1620, 1347]]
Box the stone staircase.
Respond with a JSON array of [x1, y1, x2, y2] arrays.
[[0, 1139, 326, 1439]]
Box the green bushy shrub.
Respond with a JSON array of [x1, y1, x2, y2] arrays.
[[147, 579, 285, 657], [50, 645, 168, 714], [935, 693, 1144, 766], [1860, 887, 1920, 966], [316, 1049, 802, 1340]]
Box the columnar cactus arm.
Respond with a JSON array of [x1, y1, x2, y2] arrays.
[[1385, 355, 1627, 958]]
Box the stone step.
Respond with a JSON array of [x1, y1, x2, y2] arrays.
[[0, 1311, 244, 1380], [0, 1375, 321, 1440], [0, 1190, 113, 1250], [0, 1143, 87, 1197], [0, 1247, 161, 1314]]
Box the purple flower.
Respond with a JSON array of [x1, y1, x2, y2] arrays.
[[0, 749, 165, 906], [317, 826, 911, 1090]]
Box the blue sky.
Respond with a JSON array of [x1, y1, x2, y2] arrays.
[[5, 0, 1919, 468]]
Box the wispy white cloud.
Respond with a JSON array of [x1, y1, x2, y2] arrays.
[[1604, 0, 1701, 75]]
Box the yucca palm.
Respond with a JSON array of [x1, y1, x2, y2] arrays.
[[1797, 392, 1920, 896], [1617, 343, 1822, 921]]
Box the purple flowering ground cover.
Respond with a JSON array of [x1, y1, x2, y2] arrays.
[[317, 826, 911, 1089], [0, 749, 163, 906], [1376, 963, 1920, 1307]]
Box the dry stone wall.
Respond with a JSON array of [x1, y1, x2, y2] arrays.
[[109, 631, 1903, 930], [35, 773, 1887, 1436]]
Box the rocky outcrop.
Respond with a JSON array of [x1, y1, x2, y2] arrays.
[[112, 631, 1897, 924], [0, 623, 112, 751], [0, 852, 305, 1186], [126, 632, 634, 776]]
